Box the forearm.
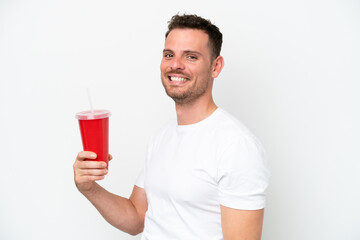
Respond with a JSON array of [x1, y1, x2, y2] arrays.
[[81, 183, 143, 235]]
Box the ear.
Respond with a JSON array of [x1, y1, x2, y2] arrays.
[[211, 56, 224, 79]]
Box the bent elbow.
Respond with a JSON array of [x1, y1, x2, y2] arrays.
[[128, 222, 144, 236]]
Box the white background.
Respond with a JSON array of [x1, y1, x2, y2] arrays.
[[0, 0, 359, 239]]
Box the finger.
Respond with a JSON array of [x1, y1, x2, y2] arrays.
[[76, 151, 97, 161], [108, 154, 113, 161], [76, 160, 107, 170], [78, 168, 108, 176], [76, 175, 105, 183], [89, 175, 105, 181]]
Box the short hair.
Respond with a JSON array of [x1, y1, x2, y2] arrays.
[[165, 14, 223, 60]]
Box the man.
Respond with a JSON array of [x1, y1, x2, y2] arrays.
[[73, 14, 270, 240]]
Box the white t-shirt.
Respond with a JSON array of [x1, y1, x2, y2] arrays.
[[136, 108, 270, 240]]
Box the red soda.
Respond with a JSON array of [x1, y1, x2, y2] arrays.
[[75, 110, 111, 168]]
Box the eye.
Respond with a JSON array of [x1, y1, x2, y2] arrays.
[[164, 53, 174, 58], [187, 55, 197, 60]]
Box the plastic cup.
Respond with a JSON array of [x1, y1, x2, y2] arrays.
[[75, 110, 111, 168]]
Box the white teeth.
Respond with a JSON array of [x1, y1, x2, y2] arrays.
[[170, 77, 187, 82]]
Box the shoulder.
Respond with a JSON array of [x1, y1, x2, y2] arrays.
[[213, 108, 260, 145], [212, 109, 267, 167]]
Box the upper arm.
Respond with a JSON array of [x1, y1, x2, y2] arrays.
[[129, 185, 148, 226], [221, 205, 264, 240]]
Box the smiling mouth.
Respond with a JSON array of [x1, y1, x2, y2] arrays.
[[168, 76, 189, 82]]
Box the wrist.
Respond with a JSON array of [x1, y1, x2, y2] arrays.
[[77, 182, 99, 197]]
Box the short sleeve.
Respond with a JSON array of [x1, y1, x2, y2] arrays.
[[135, 135, 155, 189], [217, 136, 270, 210], [135, 166, 145, 189]]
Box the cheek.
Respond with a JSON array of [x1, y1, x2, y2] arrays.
[[193, 66, 210, 78], [160, 58, 171, 69], [160, 60, 166, 72]]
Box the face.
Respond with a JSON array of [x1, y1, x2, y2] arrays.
[[160, 28, 216, 104]]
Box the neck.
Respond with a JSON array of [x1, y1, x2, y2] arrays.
[[175, 95, 218, 125]]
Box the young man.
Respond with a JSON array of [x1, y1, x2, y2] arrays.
[[73, 14, 270, 240]]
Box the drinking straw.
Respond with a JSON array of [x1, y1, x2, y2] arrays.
[[87, 88, 94, 113]]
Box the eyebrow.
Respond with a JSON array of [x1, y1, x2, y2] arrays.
[[163, 49, 173, 53], [184, 50, 203, 56], [163, 49, 203, 57]]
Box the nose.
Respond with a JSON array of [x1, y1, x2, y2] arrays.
[[170, 56, 185, 70]]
